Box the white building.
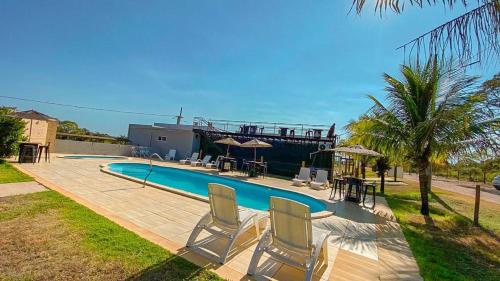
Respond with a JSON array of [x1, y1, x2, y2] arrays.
[[127, 123, 201, 160]]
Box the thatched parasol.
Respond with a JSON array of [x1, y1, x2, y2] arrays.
[[330, 144, 382, 178], [214, 137, 241, 157], [240, 138, 272, 162], [331, 144, 382, 157]]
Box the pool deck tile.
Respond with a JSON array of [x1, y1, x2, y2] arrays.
[[13, 155, 422, 281]]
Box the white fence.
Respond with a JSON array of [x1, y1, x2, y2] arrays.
[[54, 139, 133, 156]]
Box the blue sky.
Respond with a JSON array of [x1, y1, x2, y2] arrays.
[[0, 1, 495, 136]]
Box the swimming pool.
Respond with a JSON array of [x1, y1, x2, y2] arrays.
[[107, 163, 327, 212], [61, 155, 128, 159]]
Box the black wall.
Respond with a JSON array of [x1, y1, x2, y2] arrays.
[[199, 135, 333, 177]]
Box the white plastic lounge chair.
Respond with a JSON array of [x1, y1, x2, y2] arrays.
[[131, 146, 139, 157], [205, 155, 222, 169], [165, 149, 176, 160], [310, 169, 329, 190], [179, 152, 199, 165], [247, 197, 331, 281], [186, 183, 267, 264], [191, 155, 212, 167], [292, 167, 311, 186]]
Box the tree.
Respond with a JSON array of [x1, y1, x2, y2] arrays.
[[374, 157, 391, 194], [58, 120, 85, 134], [351, 0, 500, 65], [346, 57, 495, 215], [0, 107, 26, 157]]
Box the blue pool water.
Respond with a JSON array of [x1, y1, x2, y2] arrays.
[[108, 163, 327, 212], [63, 155, 127, 159]]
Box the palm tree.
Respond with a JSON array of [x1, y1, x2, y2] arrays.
[[346, 57, 495, 215]]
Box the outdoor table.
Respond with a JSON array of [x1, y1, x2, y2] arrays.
[[247, 161, 264, 177], [279, 127, 288, 137], [219, 157, 236, 172], [18, 142, 41, 163]]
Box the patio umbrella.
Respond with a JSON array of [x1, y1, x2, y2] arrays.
[[214, 137, 241, 157], [330, 144, 382, 178], [331, 144, 382, 157], [240, 138, 272, 162]]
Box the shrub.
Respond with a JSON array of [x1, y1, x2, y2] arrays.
[[0, 112, 25, 157]]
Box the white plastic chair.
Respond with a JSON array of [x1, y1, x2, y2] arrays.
[[292, 167, 311, 186], [186, 183, 267, 264], [131, 146, 139, 157], [191, 155, 212, 167], [310, 169, 330, 190], [205, 155, 222, 169], [179, 152, 199, 165], [165, 149, 176, 160], [247, 197, 331, 281]]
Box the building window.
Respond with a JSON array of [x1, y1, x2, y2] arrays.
[[157, 136, 167, 141]]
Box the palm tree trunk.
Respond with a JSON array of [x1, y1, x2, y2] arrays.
[[418, 160, 432, 216], [380, 173, 385, 194]]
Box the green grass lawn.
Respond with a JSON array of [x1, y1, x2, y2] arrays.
[[0, 191, 222, 281], [382, 182, 500, 281], [0, 160, 34, 183]]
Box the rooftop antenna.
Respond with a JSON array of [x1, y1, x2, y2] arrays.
[[175, 107, 183, 125]]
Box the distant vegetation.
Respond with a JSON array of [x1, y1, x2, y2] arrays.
[[57, 120, 129, 144]]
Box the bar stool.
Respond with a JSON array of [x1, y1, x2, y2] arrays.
[[330, 178, 345, 200], [230, 159, 238, 172], [345, 177, 362, 203], [37, 142, 51, 163], [260, 162, 268, 178], [363, 182, 377, 209], [241, 159, 250, 175]]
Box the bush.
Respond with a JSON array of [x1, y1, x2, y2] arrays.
[[0, 114, 25, 157]]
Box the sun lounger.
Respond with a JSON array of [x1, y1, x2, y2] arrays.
[[310, 169, 329, 190], [292, 167, 311, 186], [186, 183, 267, 264], [191, 155, 212, 167], [205, 155, 222, 169], [179, 152, 199, 165], [247, 197, 331, 281]]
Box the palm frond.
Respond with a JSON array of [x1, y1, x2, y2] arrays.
[[351, 0, 467, 15], [351, 0, 500, 66], [397, 1, 500, 66]]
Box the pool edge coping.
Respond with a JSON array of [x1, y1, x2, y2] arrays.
[[57, 155, 129, 159], [100, 163, 334, 219]]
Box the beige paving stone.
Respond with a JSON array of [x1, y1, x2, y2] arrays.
[[340, 237, 378, 260], [152, 223, 192, 239], [329, 249, 380, 281], [344, 221, 377, 240]]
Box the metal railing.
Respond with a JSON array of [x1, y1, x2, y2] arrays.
[[193, 117, 333, 138], [143, 153, 164, 187]]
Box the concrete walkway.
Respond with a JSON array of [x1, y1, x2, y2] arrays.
[[405, 173, 499, 204], [0, 181, 47, 197], [14, 156, 421, 281]]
